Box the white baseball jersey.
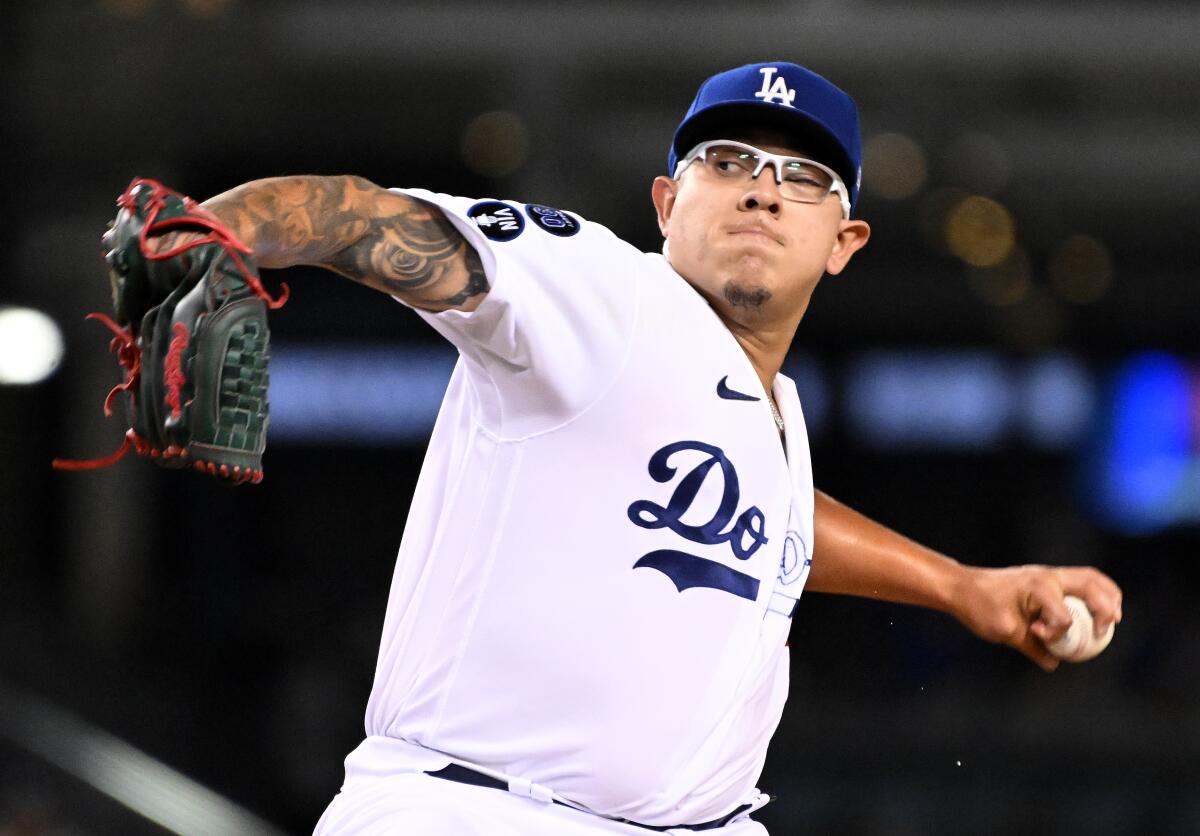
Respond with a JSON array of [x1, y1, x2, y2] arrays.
[[343, 189, 816, 828]]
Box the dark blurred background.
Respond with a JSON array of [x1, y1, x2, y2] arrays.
[[2, 1, 1198, 834]]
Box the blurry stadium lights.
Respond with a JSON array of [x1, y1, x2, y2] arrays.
[[0, 307, 65, 385], [845, 350, 1097, 451], [945, 195, 1017, 267], [1048, 234, 1115, 304], [863, 132, 928, 201], [269, 344, 457, 443], [1085, 353, 1200, 534], [845, 351, 1014, 450], [461, 111, 530, 178], [1020, 354, 1096, 449]]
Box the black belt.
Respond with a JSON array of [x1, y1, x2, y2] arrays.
[[426, 763, 752, 832]]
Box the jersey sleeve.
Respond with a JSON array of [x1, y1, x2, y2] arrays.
[[391, 188, 641, 439]]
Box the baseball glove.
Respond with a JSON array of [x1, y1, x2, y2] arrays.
[[53, 177, 288, 484]]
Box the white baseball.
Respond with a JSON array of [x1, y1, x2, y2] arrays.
[[1046, 595, 1115, 662]]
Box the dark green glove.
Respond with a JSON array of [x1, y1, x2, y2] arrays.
[[55, 178, 288, 484]]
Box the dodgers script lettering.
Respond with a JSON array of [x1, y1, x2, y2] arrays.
[[627, 441, 767, 601]]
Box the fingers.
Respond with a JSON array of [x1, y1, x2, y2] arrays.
[[1016, 630, 1061, 673], [1055, 566, 1124, 637], [1028, 618, 1058, 644], [1023, 574, 1074, 643], [966, 564, 1121, 672]]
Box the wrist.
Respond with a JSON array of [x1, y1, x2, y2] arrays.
[[944, 562, 983, 623]]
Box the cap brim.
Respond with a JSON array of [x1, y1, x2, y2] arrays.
[[673, 102, 855, 191]]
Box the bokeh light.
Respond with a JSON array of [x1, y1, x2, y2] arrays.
[[0, 307, 65, 385], [460, 111, 530, 178], [1049, 234, 1115, 304], [863, 132, 928, 201], [945, 195, 1016, 267]]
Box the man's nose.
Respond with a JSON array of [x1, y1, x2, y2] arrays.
[[738, 164, 783, 214]]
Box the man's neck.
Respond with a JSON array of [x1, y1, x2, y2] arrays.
[[670, 261, 811, 395], [720, 312, 801, 397]]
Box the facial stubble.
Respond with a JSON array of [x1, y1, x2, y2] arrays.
[[723, 281, 772, 309]]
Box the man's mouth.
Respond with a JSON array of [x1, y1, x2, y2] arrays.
[[727, 225, 782, 245]]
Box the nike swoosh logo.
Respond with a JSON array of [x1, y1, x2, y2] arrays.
[[716, 376, 761, 402]]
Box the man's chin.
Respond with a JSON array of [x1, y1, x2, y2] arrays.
[[722, 280, 773, 311]]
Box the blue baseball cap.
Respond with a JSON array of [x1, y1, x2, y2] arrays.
[[668, 61, 863, 213]]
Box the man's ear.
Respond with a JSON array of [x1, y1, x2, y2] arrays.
[[650, 176, 678, 237], [826, 219, 871, 276]]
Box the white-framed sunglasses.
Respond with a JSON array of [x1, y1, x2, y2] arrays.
[[674, 139, 851, 218]]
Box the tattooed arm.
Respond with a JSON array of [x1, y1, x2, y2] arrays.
[[198, 175, 488, 312]]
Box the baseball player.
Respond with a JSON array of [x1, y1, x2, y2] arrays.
[[136, 62, 1121, 834]]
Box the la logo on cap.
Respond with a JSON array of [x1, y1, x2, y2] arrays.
[[753, 67, 796, 108]]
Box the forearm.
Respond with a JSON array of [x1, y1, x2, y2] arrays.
[[201, 175, 373, 268], [806, 490, 969, 614], [196, 175, 487, 311]]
